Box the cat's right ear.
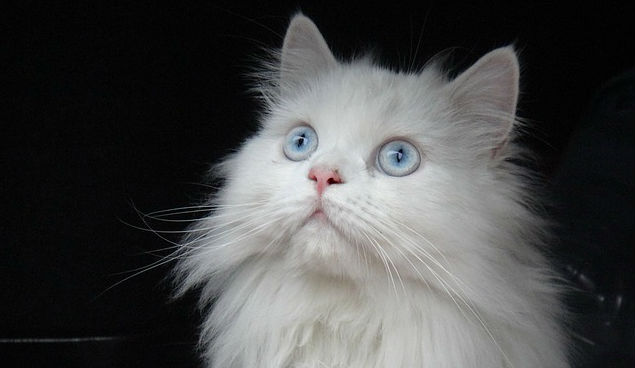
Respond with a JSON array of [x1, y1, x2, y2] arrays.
[[280, 14, 337, 87]]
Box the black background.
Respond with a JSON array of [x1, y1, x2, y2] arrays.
[[3, 1, 633, 367]]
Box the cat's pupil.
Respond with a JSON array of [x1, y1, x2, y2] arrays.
[[296, 134, 306, 148]]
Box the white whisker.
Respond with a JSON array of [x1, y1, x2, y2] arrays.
[[360, 230, 400, 298], [329, 197, 513, 366]]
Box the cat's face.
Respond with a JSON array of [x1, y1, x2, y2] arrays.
[[210, 15, 520, 282]]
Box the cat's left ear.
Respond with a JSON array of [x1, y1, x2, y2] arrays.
[[280, 14, 337, 87], [446, 47, 519, 158]]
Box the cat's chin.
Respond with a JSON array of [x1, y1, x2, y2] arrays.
[[296, 214, 343, 249], [284, 214, 360, 275]]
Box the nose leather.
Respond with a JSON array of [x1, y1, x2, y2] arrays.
[[308, 167, 343, 196]]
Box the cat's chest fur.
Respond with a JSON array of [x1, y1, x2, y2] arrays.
[[209, 259, 509, 368]]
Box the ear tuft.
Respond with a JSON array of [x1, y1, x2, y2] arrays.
[[280, 14, 337, 86]]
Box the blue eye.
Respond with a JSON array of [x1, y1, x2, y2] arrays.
[[283, 125, 318, 161], [377, 140, 421, 176]]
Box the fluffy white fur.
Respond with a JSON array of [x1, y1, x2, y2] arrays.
[[174, 14, 569, 368]]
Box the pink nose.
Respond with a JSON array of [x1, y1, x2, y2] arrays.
[[308, 167, 343, 196]]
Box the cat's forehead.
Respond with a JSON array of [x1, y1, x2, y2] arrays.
[[283, 65, 446, 144]]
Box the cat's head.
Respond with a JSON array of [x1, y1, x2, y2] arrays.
[[183, 14, 528, 286]]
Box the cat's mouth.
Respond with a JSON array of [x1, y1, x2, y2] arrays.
[[304, 205, 350, 243], [303, 200, 346, 235], [309, 208, 329, 222], [307, 200, 336, 226]]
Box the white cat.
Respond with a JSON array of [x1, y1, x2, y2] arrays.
[[174, 14, 570, 368]]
